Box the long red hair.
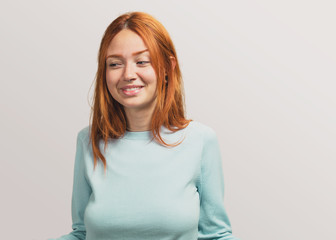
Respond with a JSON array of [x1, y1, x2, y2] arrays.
[[89, 12, 192, 173]]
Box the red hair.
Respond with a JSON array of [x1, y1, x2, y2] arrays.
[[89, 12, 192, 173]]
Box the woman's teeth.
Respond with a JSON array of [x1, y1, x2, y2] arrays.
[[124, 87, 142, 91]]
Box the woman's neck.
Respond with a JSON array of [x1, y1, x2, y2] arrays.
[[124, 105, 155, 132]]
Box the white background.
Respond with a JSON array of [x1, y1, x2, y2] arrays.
[[1, 0, 335, 239]]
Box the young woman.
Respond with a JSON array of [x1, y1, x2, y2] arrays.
[[49, 12, 239, 240]]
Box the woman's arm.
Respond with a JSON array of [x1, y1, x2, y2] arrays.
[[198, 128, 240, 240], [48, 132, 92, 240]]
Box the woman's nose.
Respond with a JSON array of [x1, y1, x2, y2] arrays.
[[123, 62, 136, 82]]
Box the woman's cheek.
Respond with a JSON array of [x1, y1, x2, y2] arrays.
[[141, 69, 157, 83]]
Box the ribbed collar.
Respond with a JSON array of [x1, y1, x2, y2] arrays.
[[122, 121, 194, 140], [123, 129, 154, 140]]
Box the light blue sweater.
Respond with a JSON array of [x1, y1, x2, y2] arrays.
[[48, 120, 239, 240]]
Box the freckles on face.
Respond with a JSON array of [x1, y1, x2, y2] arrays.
[[105, 29, 158, 111]]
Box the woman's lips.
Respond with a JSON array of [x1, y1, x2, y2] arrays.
[[121, 86, 144, 96]]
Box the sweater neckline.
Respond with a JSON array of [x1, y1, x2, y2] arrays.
[[122, 121, 194, 140], [123, 129, 153, 140]]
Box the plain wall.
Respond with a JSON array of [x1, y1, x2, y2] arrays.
[[1, 0, 335, 239]]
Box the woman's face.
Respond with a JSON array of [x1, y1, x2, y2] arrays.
[[105, 29, 157, 113]]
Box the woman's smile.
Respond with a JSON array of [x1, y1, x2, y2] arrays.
[[120, 85, 145, 96]]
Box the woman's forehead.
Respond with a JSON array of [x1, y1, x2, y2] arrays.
[[107, 29, 148, 55], [106, 49, 149, 60]]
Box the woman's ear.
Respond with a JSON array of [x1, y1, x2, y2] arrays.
[[165, 56, 176, 82], [169, 56, 176, 71]]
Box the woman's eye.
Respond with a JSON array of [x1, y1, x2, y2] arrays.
[[109, 63, 122, 68], [137, 61, 150, 66]]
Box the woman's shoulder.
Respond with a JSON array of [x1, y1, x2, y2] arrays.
[[187, 120, 217, 136], [186, 120, 218, 144], [77, 125, 91, 143]]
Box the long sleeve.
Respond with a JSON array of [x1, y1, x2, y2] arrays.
[[197, 128, 239, 240], [48, 132, 92, 240]]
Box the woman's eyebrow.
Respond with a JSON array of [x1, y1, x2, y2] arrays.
[[106, 49, 149, 59]]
